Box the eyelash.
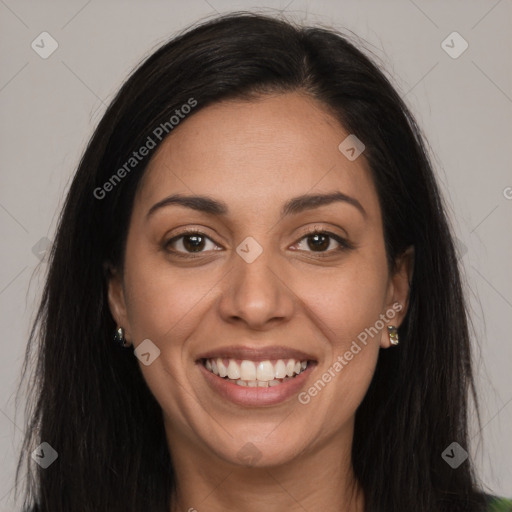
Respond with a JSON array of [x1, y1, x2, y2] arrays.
[[163, 227, 354, 259]]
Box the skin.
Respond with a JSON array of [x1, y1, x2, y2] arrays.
[[108, 91, 413, 512]]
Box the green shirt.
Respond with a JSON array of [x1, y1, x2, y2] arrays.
[[487, 496, 512, 511]]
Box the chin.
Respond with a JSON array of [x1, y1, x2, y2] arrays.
[[204, 429, 309, 469]]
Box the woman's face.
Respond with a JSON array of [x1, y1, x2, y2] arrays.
[[108, 91, 412, 469]]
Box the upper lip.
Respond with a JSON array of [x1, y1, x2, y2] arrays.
[[196, 345, 317, 362]]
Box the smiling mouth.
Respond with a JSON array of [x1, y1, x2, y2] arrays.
[[201, 357, 312, 387]]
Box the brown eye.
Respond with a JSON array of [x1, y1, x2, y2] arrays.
[[291, 230, 353, 255], [181, 234, 206, 252], [306, 233, 330, 251], [165, 230, 221, 256]]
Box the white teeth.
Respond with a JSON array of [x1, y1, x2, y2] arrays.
[[204, 357, 310, 385], [256, 360, 275, 381], [217, 358, 228, 378], [274, 360, 287, 379], [234, 375, 295, 386], [240, 360, 257, 380], [227, 360, 240, 379]]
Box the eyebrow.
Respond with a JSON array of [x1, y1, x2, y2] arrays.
[[146, 191, 366, 220]]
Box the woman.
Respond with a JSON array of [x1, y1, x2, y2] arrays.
[[14, 11, 511, 512]]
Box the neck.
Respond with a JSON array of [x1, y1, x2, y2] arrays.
[[167, 424, 365, 512]]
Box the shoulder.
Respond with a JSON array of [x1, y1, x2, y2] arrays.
[[483, 495, 512, 511]]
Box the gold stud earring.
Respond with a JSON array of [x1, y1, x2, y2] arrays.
[[387, 325, 399, 346]]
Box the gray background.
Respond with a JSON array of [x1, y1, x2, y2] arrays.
[[1, 0, 511, 508]]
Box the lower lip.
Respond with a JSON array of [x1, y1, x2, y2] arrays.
[[198, 361, 315, 406]]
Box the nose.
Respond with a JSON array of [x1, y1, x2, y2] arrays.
[[217, 248, 296, 330]]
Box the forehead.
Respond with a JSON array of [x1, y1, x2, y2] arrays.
[[135, 92, 379, 221]]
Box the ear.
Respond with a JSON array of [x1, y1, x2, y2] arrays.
[[106, 264, 132, 345], [380, 246, 414, 348]]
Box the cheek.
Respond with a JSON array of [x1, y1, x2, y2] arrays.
[[123, 250, 214, 343], [121, 252, 217, 422], [297, 257, 389, 351], [294, 264, 387, 433]]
